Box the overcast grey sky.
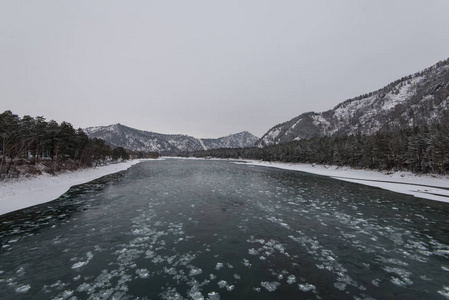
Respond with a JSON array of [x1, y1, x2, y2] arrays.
[[1, 1, 449, 138]]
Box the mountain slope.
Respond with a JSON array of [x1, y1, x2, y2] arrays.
[[201, 131, 259, 149], [257, 58, 449, 147], [83, 124, 258, 153]]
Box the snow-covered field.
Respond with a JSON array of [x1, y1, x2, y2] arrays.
[[239, 160, 449, 203], [0, 160, 149, 216]]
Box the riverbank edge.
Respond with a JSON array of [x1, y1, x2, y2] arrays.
[[1, 157, 448, 217], [0, 159, 161, 216], [239, 160, 449, 203], [170, 157, 449, 203]]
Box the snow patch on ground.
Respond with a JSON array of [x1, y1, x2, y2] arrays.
[[0, 159, 157, 216]]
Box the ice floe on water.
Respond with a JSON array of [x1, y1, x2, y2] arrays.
[[287, 274, 296, 284], [439, 286, 449, 299], [2, 159, 449, 299], [260, 281, 281, 292], [242, 258, 251, 268], [135, 268, 150, 279], [298, 282, 316, 292], [208, 291, 220, 300], [71, 251, 94, 269], [189, 267, 203, 276], [15, 284, 31, 294]]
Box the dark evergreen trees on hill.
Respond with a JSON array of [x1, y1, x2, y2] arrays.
[[112, 147, 130, 161], [0, 110, 115, 178], [181, 112, 449, 174]]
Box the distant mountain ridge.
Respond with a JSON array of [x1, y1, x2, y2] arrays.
[[257, 58, 449, 147], [83, 124, 258, 153]]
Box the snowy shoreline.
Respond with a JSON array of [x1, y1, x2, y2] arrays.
[[0, 159, 149, 216], [1, 157, 448, 217], [238, 160, 449, 204]]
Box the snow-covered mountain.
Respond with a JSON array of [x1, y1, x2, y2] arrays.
[[201, 131, 259, 149], [83, 124, 258, 153], [257, 58, 449, 147]]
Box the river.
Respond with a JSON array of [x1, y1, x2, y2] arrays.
[[1, 159, 449, 299]]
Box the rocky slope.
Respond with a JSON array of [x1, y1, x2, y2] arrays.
[[84, 124, 258, 153], [257, 58, 449, 147]]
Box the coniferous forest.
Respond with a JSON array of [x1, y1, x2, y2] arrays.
[[180, 111, 449, 174], [0, 110, 130, 179]]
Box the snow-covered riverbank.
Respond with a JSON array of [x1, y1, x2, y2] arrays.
[[0, 160, 148, 216], [1, 157, 448, 217], [239, 160, 449, 204]]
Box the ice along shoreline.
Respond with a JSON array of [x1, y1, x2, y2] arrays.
[[239, 160, 449, 204], [1, 157, 448, 217], [0, 159, 153, 216]]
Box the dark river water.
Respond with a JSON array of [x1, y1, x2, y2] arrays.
[[1, 159, 449, 300]]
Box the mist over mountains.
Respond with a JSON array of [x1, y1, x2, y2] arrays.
[[83, 124, 259, 153]]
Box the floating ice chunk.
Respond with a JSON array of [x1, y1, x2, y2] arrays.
[[209, 274, 217, 280], [136, 269, 150, 279], [189, 268, 203, 276], [71, 251, 93, 269], [334, 282, 346, 291], [378, 257, 408, 266], [164, 267, 177, 275], [226, 285, 235, 291], [261, 281, 280, 292], [15, 284, 31, 293], [298, 283, 316, 292], [442, 266, 449, 272], [384, 267, 413, 286], [248, 248, 258, 255], [242, 259, 251, 267], [208, 291, 220, 300], [390, 276, 408, 287], [76, 283, 91, 292], [166, 255, 177, 265], [436, 249, 449, 256], [234, 274, 241, 280], [61, 290, 74, 298], [215, 263, 224, 270], [152, 256, 165, 264], [438, 286, 449, 298], [189, 291, 204, 300], [16, 266, 25, 276], [218, 280, 228, 288], [287, 275, 296, 284], [71, 261, 87, 269]]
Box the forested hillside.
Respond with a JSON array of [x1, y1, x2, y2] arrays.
[[84, 124, 259, 153], [181, 112, 449, 174], [258, 57, 449, 147], [0, 110, 129, 179], [184, 57, 449, 175]]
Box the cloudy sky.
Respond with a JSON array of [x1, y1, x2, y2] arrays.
[[1, 1, 449, 138]]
